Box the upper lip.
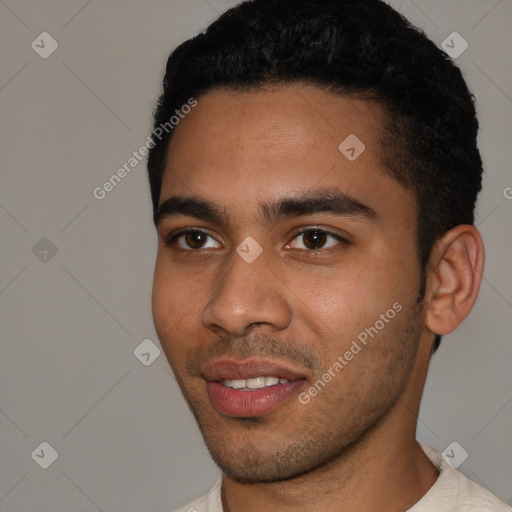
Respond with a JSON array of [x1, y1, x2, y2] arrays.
[[203, 358, 308, 382]]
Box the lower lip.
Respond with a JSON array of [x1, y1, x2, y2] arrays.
[[207, 380, 306, 418]]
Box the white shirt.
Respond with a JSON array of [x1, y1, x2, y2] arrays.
[[174, 445, 511, 511]]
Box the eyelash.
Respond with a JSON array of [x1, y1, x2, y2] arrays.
[[288, 228, 349, 251], [164, 228, 216, 251], [163, 227, 349, 252]]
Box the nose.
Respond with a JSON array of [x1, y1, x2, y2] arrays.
[[201, 250, 292, 337]]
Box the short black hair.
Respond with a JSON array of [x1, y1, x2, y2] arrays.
[[147, 0, 483, 352]]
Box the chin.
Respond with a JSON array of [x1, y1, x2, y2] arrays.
[[198, 418, 349, 484]]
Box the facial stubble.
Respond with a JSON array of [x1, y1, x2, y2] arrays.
[[170, 297, 424, 485]]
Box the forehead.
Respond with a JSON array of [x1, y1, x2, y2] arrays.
[[161, 85, 415, 223], [166, 85, 381, 170]]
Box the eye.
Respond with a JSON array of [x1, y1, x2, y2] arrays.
[[288, 229, 346, 251], [165, 229, 221, 250]]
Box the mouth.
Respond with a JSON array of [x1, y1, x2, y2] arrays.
[[221, 376, 292, 390], [203, 359, 307, 418]]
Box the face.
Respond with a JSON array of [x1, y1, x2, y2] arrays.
[[152, 85, 426, 483]]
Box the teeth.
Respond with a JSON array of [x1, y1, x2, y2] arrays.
[[246, 377, 266, 389], [231, 379, 246, 389], [221, 376, 290, 390]]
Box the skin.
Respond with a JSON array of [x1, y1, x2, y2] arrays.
[[151, 84, 484, 511]]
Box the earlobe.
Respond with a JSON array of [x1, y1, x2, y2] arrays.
[[425, 225, 484, 336]]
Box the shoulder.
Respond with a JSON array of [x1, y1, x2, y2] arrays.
[[173, 478, 223, 512], [411, 444, 511, 511]]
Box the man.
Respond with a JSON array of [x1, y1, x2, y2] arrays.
[[147, 0, 510, 510]]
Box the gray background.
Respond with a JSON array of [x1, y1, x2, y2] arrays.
[[0, 0, 511, 510]]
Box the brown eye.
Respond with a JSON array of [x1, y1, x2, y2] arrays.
[[303, 230, 328, 249], [184, 232, 208, 249], [165, 230, 221, 250], [288, 229, 345, 251]]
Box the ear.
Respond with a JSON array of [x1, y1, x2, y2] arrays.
[[425, 225, 485, 336]]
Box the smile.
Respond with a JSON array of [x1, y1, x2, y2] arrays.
[[203, 359, 307, 417], [221, 376, 290, 390]]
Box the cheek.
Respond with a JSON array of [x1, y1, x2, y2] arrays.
[[284, 264, 391, 340], [152, 257, 174, 332], [151, 255, 203, 361], [283, 247, 416, 354]]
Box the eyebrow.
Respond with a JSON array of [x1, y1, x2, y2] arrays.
[[156, 188, 377, 227], [156, 196, 229, 226], [260, 188, 377, 225]]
